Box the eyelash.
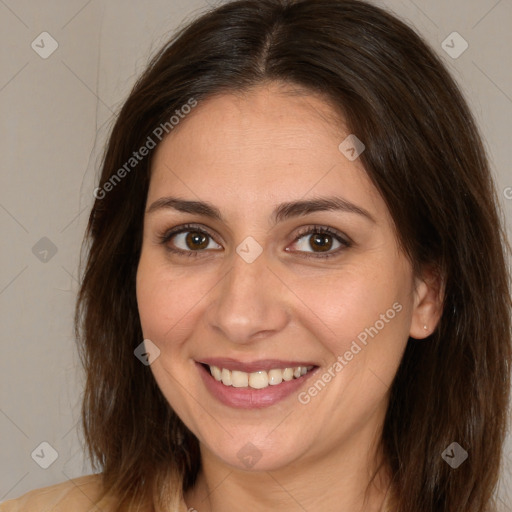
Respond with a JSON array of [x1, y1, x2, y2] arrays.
[[157, 223, 351, 260]]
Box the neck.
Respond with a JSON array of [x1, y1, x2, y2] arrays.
[[184, 425, 392, 512]]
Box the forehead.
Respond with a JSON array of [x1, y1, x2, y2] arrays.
[[148, 83, 383, 220]]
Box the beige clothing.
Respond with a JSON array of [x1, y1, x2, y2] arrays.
[[0, 474, 394, 511], [0, 474, 189, 512]]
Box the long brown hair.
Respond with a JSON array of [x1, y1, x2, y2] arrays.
[[75, 1, 512, 510]]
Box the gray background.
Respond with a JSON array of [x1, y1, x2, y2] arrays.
[[1, 0, 511, 508]]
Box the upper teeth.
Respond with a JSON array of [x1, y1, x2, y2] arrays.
[[209, 365, 313, 389]]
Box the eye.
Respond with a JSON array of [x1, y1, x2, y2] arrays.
[[158, 223, 351, 259], [159, 224, 222, 257], [288, 226, 351, 258]]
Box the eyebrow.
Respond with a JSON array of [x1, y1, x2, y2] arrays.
[[146, 196, 375, 224]]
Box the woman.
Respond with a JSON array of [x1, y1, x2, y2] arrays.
[[2, 0, 510, 511]]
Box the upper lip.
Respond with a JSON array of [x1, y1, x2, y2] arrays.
[[197, 358, 317, 373]]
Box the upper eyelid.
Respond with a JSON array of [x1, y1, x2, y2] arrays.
[[161, 223, 220, 243]]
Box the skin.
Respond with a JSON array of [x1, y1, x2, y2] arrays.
[[136, 82, 443, 512]]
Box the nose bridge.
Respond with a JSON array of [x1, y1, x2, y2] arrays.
[[207, 248, 289, 343]]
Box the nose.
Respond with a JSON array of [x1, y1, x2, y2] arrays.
[[205, 248, 290, 345]]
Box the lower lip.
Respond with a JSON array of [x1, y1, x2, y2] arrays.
[[197, 363, 317, 409]]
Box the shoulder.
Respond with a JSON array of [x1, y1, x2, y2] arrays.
[[0, 474, 115, 512]]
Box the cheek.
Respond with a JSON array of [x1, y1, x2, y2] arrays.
[[135, 253, 213, 346], [290, 261, 410, 341], [285, 257, 414, 399]]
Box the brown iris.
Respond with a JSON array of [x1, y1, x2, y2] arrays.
[[309, 233, 333, 252], [185, 231, 209, 250]]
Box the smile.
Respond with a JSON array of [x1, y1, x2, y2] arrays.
[[208, 365, 315, 389], [197, 359, 319, 409]]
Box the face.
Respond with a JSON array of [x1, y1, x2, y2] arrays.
[[136, 82, 433, 473]]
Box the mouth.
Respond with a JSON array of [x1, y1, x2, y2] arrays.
[[196, 358, 319, 409]]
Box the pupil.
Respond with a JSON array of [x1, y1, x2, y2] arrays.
[[311, 233, 332, 252], [186, 232, 208, 250]]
